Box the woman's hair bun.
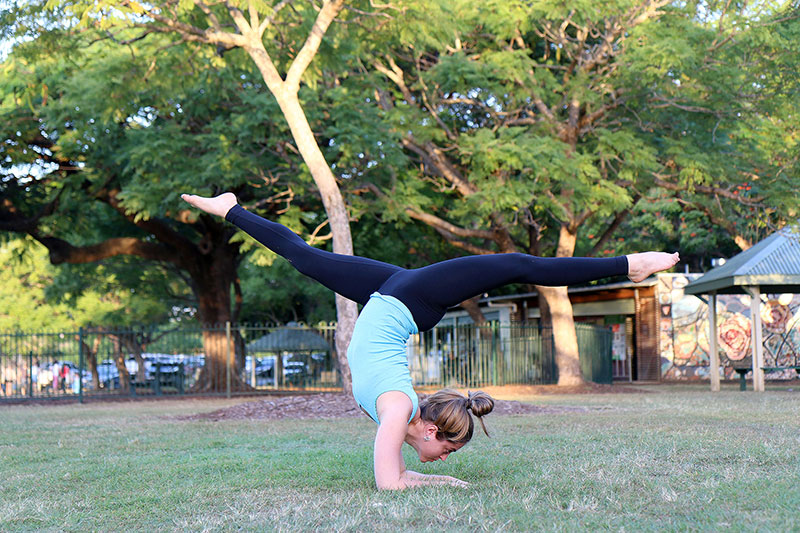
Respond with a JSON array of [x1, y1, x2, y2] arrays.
[[467, 390, 494, 437], [467, 390, 494, 417]]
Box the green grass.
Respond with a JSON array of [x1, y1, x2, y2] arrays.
[[1, 385, 799, 532]]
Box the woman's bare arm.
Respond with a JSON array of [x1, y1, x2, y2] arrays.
[[373, 404, 410, 490]]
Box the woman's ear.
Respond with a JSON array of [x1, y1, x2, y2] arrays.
[[424, 423, 439, 440]]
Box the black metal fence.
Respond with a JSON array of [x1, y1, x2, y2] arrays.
[[0, 322, 613, 402]]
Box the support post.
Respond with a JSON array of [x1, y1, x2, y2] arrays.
[[250, 331, 256, 388], [28, 351, 34, 398], [492, 322, 498, 386], [746, 287, 766, 392], [78, 327, 85, 404], [708, 292, 720, 392], [225, 321, 232, 399]]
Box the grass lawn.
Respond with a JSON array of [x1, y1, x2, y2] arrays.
[[1, 384, 799, 532]]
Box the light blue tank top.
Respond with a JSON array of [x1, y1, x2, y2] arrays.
[[347, 292, 419, 424]]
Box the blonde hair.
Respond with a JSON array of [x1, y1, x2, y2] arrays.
[[419, 389, 494, 443]]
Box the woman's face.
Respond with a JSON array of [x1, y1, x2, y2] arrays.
[[417, 437, 466, 463]]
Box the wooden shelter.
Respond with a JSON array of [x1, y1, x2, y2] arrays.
[[684, 226, 800, 391]]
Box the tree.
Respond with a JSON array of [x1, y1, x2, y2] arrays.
[[600, 0, 800, 262], [0, 28, 335, 391], [41, 0, 364, 391], [330, 0, 668, 384], [0, 238, 170, 332], [339, 0, 800, 384]]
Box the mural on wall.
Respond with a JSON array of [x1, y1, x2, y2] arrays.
[[659, 274, 800, 380]]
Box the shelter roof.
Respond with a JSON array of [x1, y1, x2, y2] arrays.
[[247, 327, 331, 352], [685, 225, 800, 295]]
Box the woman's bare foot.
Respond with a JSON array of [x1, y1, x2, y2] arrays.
[[627, 252, 680, 282], [181, 192, 238, 218]]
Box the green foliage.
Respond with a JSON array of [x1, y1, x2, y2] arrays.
[[3, 0, 799, 328], [0, 19, 331, 325], [237, 259, 335, 324], [334, 0, 800, 263], [0, 239, 165, 330]]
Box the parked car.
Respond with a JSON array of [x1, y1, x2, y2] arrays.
[[243, 355, 309, 386], [125, 356, 149, 381], [147, 354, 183, 381], [244, 356, 276, 386]]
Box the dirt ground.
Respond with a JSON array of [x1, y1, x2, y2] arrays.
[[183, 383, 645, 422]]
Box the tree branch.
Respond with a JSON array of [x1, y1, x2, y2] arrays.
[[400, 137, 477, 197], [587, 195, 641, 256], [373, 56, 416, 105], [195, 2, 225, 33], [93, 186, 200, 255], [403, 207, 495, 242], [118, 0, 248, 48], [33, 235, 178, 265], [259, 0, 292, 34], [362, 182, 495, 253], [649, 94, 721, 114], [284, 0, 345, 93], [652, 176, 765, 206], [679, 200, 753, 251], [247, 0, 261, 31]]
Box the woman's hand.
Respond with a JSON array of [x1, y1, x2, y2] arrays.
[[402, 471, 469, 489], [444, 476, 470, 488]]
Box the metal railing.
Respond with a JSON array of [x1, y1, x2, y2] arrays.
[[409, 323, 612, 388], [0, 322, 613, 402]]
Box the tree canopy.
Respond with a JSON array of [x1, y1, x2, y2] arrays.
[[331, 0, 799, 382], [0, 238, 170, 331], [1, 0, 798, 387], [0, 18, 342, 389]]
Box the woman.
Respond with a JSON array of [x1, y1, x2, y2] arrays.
[[182, 192, 679, 490]]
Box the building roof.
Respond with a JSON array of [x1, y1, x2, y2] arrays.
[[476, 278, 658, 304], [684, 225, 800, 295], [246, 327, 331, 352]]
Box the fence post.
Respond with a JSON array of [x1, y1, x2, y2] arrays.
[[225, 322, 231, 399], [28, 351, 33, 398], [78, 327, 84, 404], [250, 327, 256, 387], [491, 322, 498, 386]]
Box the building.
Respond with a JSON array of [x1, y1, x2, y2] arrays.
[[452, 273, 800, 383]]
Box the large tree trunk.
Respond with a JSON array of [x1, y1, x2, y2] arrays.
[[461, 296, 492, 341], [536, 225, 585, 386], [119, 332, 147, 384], [190, 248, 252, 393], [333, 295, 356, 393], [78, 335, 101, 391], [537, 286, 583, 385]]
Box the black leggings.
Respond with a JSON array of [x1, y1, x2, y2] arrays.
[[226, 206, 628, 331]]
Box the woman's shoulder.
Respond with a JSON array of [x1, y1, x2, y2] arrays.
[[375, 390, 415, 425]]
